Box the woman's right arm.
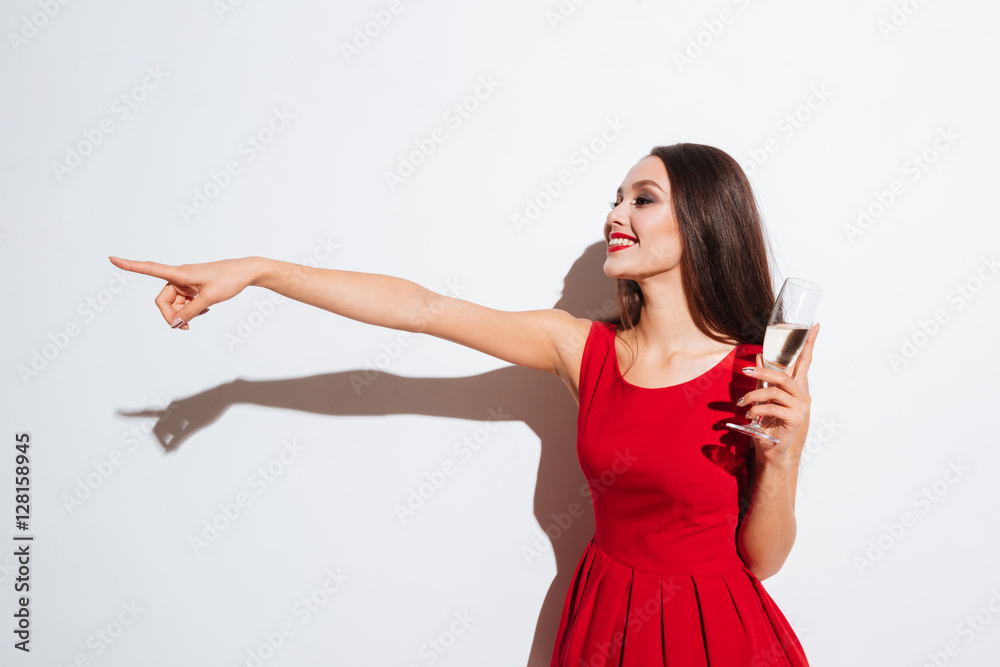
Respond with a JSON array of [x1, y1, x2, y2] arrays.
[[109, 255, 593, 394], [253, 256, 592, 377]]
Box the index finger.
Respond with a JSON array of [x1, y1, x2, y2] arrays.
[[109, 256, 183, 283], [791, 322, 820, 380]]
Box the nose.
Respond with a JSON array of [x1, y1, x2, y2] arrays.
[[606, 201, 628, 227]]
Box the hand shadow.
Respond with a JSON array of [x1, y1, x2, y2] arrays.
[[117, 241, 616, 666]]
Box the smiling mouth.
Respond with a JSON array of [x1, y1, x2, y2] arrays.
[[608, 232, 637, 252]]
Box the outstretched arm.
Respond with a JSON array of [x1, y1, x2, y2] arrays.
[[108, 255, 592, 392]]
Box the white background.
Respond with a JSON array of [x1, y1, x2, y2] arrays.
[[2, 1, 999, 665]]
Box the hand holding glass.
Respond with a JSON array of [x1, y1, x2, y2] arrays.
[[726, 278, 822, 444]]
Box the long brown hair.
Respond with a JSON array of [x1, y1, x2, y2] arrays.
[[601, 143, 775, 347]]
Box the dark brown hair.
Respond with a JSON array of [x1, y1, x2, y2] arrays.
[[601, 143, 775, 347]]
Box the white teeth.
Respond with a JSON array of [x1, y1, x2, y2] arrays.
[[609, 237, 637, 247]]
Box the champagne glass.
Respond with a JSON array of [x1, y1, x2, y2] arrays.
[[726, 278, 822, 443]]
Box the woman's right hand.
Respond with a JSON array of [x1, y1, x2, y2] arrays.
[[108, 256, 260, 330]]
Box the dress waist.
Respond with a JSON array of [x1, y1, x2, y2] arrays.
[[591, 532, 750, 577]]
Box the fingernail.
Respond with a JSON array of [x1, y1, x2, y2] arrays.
[[736, 396, 745, 406], [742, 367, 756, 375], [745, 410, 752, 419], [170, 317, 185, 329]]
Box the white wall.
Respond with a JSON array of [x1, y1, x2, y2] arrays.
[[2, 1, 998, 665]]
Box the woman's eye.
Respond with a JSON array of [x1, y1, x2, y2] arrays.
[[609, 196, 652, 210]]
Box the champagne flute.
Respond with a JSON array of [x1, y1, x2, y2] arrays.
[[726, 278, 822, 443]]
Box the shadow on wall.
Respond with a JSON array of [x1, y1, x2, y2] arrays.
[[119, 241, 616, 666]]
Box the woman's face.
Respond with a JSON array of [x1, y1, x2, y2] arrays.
[[603, 155, 682, 281]]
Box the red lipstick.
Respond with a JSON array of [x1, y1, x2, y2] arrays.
[[607, 232, 638, 252]]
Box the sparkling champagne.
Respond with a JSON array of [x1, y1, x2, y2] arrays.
[[762, 323, 810, 372]]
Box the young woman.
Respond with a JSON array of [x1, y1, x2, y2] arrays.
[[110, 142, 817, 666]]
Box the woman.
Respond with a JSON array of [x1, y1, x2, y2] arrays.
[[110, 142, 817, 665]]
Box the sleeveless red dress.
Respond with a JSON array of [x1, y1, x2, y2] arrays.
[[550, 321, 809, 666]]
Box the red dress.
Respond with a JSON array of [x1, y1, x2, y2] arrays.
[[550, 321, 809, 666]]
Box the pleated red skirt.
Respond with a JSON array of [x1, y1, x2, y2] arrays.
[[551, 538, 808, 666]]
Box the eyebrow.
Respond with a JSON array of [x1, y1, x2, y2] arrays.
[[616, 179, 666, 196]]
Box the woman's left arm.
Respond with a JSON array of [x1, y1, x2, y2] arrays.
[[735, 323, 820, 580]]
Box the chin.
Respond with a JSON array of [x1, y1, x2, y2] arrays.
[[603, 265, 633, 281]]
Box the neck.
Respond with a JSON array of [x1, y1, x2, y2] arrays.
[[628, 271, 727, 355]]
